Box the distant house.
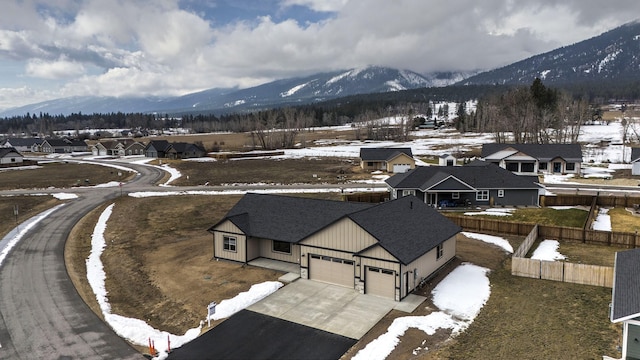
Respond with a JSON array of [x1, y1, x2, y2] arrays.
[[167, 142, 206, 159], [40, 139, 88, 153], [208, 193, 461, 301], [359, 147, 415, 173], [0, 138, 40, 152], [386, 160, 541, 207], [90, 142, 108, 156], [481, 143, 582, 176], [124, 141, 145, 156], [610, 248, 640, 359], [144, 140, 172, 158], [631, 148, 640, 176], [439, 154, 456, 166], [0, 147, 24, 166]]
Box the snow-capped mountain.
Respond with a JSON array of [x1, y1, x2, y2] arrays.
[[0, 66, 462, 117], [460, 20, 640, 86]]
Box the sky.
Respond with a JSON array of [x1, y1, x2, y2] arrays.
[[1, 1, 639, 110]]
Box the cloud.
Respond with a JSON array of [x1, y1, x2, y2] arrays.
[[25, 56, 86, 79]]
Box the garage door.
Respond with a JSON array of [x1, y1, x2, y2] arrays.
[[365, 267, 395, 299], [393, 164, 411, 173], [309, 255, 353, 288]]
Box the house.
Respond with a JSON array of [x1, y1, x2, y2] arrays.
[[610, 248, 640, 359], [144, 140, 172, 158], [631, 148, 640, 176], [97, 139, 146, 157], [90, 142, 108, 156], [167, 142, 206, 159], [67, 139, 89, 152], [124, 140, 145, 156], [0, 138, 40, 152], [0, 147, 24, 166], [385, 160, 541, 207], [208, 193, 461, 301], [481, 143, 582, 176], [439, 154, 457, 166], [40, 139, 70, 153], [359, 147, 415, 173]]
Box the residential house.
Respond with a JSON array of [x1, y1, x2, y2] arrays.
[[40, 139, 88, 153], [144, 140, 172, 158], [167, 142, 206, 159], [385, 160, 541, 207], [481, 143, 582, 176], [67, 139, 89, 152], [631, 148, 640, 176], [208, 193, 461, 301], [359, 147, 415, 173], [124, 140, 145, 156], [0, 138, 40, 152], [610, 248, 640, 359], [90, 142, 108, 156], [0, 147, 24, 166]]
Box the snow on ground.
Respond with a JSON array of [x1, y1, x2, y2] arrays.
[[92, 181, 123, 188], [157, 164, 181, 186], [581, 166, 614, 179], [0, 204, 66, 267], [593, 208, 612, 231], [183, 157, 217, 162], [549, 206, 588, 211], [128, 187, 384, 198], [531, 240, 566, 261], [52, 193, 78, 200], [462, 232, 513, 253], [209, 281, 283, 321], [463, 208, 515, 217], [86, 204, 282, 359], [353, 263, 490, 360], [542, 173, 579, 184]]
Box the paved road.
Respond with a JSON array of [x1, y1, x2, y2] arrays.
[[0, 163, 164, 360]]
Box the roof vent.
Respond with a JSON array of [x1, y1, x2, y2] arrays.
[[410, 200, 413, 209]]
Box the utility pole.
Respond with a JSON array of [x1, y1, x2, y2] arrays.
[[13, 204, 19, 224]]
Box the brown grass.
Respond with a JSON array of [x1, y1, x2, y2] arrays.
[[0, 162, 136, 190], [609, 207, 640, 233], [0, 196, 61, 237]]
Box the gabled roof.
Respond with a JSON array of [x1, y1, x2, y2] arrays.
[[347, 196, 461, 264], [386, 161, 540, 190], [360, 147, 413, 161], [145, 140, 171, 151], [1, 138, 41, 147], [170, 142, 205, 153], [209, 193, 373, 243], [0, 147, 23, 158], [42, 139, 69, 147], [481, 143, 582, 161], [611, 248, 640, 322]]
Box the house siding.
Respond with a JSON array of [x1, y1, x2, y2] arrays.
[[400, 235, 456, 299], [361, 160, 385, 171], [212, 220, 247, 263], [258, 239, 300, 263], [301, 218, 378, 253], [386, 154, 415, 172]]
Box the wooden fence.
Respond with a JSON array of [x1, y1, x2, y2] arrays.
[[511, 258, 614, 287], [542, 194, 640, 208], [513, 224, 538, 258]]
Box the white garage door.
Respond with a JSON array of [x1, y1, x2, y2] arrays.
[[309, 255, 353, 288], [365, 267, 395, 299], [393, 164, 411, 173]]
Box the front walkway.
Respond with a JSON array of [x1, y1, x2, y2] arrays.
[[248, 279, 425, 339]]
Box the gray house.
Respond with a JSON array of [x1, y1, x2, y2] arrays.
[[0, 138, 40, 152], [208, 193, 461, 301], [481, 143, 582, 176], [386, 160, 541, 207], [144, 140, 172, 158], [611, 248, 640, 359]]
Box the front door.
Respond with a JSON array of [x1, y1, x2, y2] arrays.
[[553, 162, 562, 173]]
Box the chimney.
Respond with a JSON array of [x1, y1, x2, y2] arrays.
[[410, 200, 413, 209]]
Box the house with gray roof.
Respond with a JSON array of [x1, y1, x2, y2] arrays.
[[481, 143, 582, 176], [611, 248, 640, 359], [386, 160, 541, 207], [0, 138, 41, 152], [359, 147, 415, 173], [0, 147, 24, 166], [208, 193, 461, 301]]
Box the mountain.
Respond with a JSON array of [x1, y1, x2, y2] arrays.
[[0, 66, 463, 117], [459, 20, 640, 86]]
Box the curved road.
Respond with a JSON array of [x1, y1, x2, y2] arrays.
[[0, 163, 164, 359]]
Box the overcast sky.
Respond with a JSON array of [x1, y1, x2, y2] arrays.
[[0, 0, 638, 111]]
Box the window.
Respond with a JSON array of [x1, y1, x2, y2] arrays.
[[451, 192, 460, 199], [223, 235, 236, 252], [498, 189, 504, 198], [436, 244, 444, 259], [566, 162, 575, 171], [402, 190, 415, 197], [506, 162, 519, 172], [367, 161, 374, 166], [476, 190, 489, 201], [272, 240, 291, 254], [521, 162, 535, 172], [539, 162, 548, 170]]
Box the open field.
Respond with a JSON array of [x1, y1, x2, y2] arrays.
[[461, 207, 590, 228], [0, 161, 136, 190]]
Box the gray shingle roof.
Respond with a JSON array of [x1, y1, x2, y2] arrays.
[[0, 147, 23, 158], [611, 248, 640, 322], [360, 147, 413, 161], [348, 196, 461, 264], [386, 161, 540, 190], [481, 143, 582, 161], [1, 138, 41, 147]]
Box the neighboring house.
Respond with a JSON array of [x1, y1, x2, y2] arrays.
[[145, 140, 172, 158], [359, 147, 415, 173], [124, 140, 145, 156], [40, 139, 88, 153], [30, 139, 45, 152], [611, 248, 640, 359], [0, 147, 24, 166], [481, 143, 582, 176], [386, 160, 541, 207], [167, 142, 206, 159], [208, 193, 461, 301], [439, 154, 456, 166], [0, 138, 40, 152], [631, 148, 640, 176], [91, 142, 108, 156], [67, 139, 89, 152]]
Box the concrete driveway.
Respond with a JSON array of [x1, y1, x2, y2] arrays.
[[248, 279, 425, 339]]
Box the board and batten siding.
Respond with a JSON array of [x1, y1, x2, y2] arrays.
[[212, 220, 247, 263], [358, 245, 397, 262], [300, 217, 378, 252], [386, 153, 415, 172], [258, 238, 300, 263], [400, 235, 457, 299], [299, 247, 354, 272]]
